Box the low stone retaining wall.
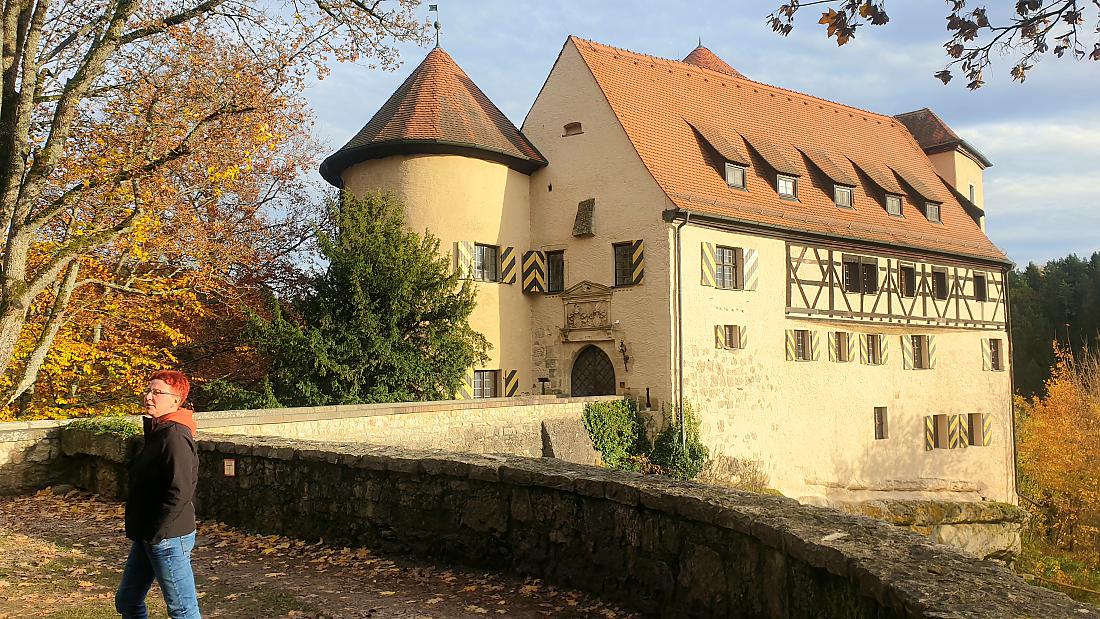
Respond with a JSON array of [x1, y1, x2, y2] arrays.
[[196, 395, 612, 464], [52, 431, 1093, 618], [0, 421, 67, 494]]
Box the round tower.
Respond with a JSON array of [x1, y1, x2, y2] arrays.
[[320, 47, 546, 399]]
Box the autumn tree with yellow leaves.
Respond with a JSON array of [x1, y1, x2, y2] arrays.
[[1017, 343, 1100, 562], [0, 1, 428, 418]]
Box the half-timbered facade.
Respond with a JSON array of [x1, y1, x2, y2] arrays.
[[322, 37, 1015, 505]]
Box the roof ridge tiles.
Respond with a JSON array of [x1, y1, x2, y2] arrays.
[[569, 35, 906, 130]]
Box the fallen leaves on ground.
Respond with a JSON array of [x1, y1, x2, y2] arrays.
[[0, 491, 637, 618]]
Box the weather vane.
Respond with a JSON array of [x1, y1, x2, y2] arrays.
[[429, 4, 440, 48]]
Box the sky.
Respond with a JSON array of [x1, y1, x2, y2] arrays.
[[303, 1, 1100, 267]]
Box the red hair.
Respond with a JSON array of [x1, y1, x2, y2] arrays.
[[150, 370, 190, 403]]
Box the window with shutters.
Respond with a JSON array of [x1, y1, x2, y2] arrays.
[[874, 407, 888, 440], [974, 273, 988, 302], [932, 268, 949, 300], [473, 370, 499, 398], [843, 258, 861, 293], [835, 332, 850, 362], [613, 242, 634, 287], [886, 194, 903, 216], [989, 338, 1003, 371], [794, 329, 811, 361], [866, 334, 882, 365], [546, 250, 565, 293], [911, 335, 930, 369], [473, 244, 500, 282], [723, 325, 741, 349], [932, 414, 950, 449], [715, 245, 740, 290], [861, 260, 878, 294], [777, 174, 797, 199], [967, 413, 984, 446], [925, 201, 942, 223], [834, 185, 853, 209], [843, 256, 877, 294], [725, 163, 747, 189], [899, 265, 917, 298]]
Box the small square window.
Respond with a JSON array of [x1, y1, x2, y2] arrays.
[[932, 269, 949, 300], [725, 163, 746, 189], [473, 244, 500, 282], [834, 185, 853, 209], [886, 194, 902, 216], [989, 339, 1003, 371], [613, 243, 635, 287], [899, 265, 916, 298], [546, 250, 565, 293], [715, 246, 740, 290], [874, 407, 888, 440], [723, 325, 741, 349], [968, 183, 977, 203], [974, 273, 988, 302], [777, 175, 797, 199], [866, 334, 882, 365], [794, 329, 811, 361], [835, 332, 850, 362], [473, 370, 499, 398], [926, 202, 942, 223]]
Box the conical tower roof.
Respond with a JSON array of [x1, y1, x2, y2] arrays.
[[320, 48, 546, 186], [682, 45, 743, 78]]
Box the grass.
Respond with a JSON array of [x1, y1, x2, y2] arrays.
[[1016, 532, 1100, 607]]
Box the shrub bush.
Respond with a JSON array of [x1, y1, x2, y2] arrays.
[[67, 416, 142, 439], [582, 399, 646, 470], [649, 402, 709, 480]]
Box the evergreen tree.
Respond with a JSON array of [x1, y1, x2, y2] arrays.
[[205, 192, 488, 409]]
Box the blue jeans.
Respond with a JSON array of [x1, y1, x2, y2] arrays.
[[115, 531, 201, 619]]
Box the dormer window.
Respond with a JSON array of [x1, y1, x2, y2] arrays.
[[968, 183, 977, 203], [885, 194, 903, 217], [925, 201, 942, 223], [725, 162, 746, 189], [777, 174, 797, 199], [562, 122, 583, 136], [834, 185, 853, 209]]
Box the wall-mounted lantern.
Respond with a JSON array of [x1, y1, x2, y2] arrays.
[[619, 340, 630, 372]]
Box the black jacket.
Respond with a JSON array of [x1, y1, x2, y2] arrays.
[[125, 415, 198, 543]]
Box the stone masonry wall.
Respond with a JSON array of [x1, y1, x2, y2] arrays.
[[0, 422, 66, 494], [195, 395, 613, 463], [182, 434, 1090, 618]]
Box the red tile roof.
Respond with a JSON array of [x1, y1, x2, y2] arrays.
[[321, 47, 546, 186], [569, 37, 1008, 264], [682, 45, 744, 77], [895, 108, 993, 168]]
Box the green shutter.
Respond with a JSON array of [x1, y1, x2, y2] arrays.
[[701, 242, 716, 287]]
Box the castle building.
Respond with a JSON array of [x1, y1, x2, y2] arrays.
[[320, 37, 1014, 505]]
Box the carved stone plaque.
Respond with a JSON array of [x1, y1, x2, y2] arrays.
[[560, 280, 613, 342], [572, 198, 595, 237]]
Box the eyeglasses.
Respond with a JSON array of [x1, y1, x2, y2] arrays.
[[144, 389, 180, 398]]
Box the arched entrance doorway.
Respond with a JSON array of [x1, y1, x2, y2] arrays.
[[570, 345, 616, 397]]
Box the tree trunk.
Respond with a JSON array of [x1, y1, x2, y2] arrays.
[[6, 259, 79, 405]]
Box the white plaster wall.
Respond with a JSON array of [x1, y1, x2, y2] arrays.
[[678, 224, 1015, 503], [522, 40, 677, 406], [341, 155, 535, 393]]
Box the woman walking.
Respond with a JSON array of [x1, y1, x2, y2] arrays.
[[115, 370, 201, 619]]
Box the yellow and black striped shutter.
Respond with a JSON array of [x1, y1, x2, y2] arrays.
[[522, 250, 546, 293], [827, 332, 837, 362], [846, 333, 857, 363], [455, 370, 473, 400], [739, 325, 748, 349], [784, 329, 796, 361], [504, 370, 519, 397], [878, 334, 889, 365], [453, 241, 474, 278], [982, 414, 993, 446], [981, 339, 992, 371], [714, 325, 724, 349], [928, 335, 938, 369], [924, 416, 935, 451], [859, 334, 868, 364], [901, 335, 914, 370], [743, 248, 759, 291], [949, 414, 968, 449], [629, 239, 645, 285], [811, 331, 821, 361], [701, 243, 716, 287], [500, 247, 517, 284]]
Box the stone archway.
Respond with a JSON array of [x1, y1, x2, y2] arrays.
[[570, 345, 616, 397]]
